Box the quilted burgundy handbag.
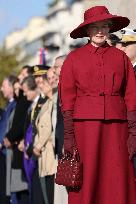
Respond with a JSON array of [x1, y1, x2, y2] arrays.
[[55, 148, 83, 188]]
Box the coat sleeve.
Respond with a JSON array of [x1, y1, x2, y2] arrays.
[[33, 100, 53, 150], [58, 53, 77, 154], [59, 52, 77, 112]]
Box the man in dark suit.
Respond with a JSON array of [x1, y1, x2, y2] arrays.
[[0, 75, 17, 204], [53, 55, 66, 159], [52, 56, 68, 204]]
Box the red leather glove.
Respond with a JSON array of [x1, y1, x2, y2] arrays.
[[127, 111, 136, 159], [63, 110, 76, 154]]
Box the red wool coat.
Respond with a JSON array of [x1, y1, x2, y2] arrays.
[[59, 43, 136, 119], [59, 43, 136, 204]]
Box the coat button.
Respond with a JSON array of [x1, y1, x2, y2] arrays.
[[99, 92, 105, 96]]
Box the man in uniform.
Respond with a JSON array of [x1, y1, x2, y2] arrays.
[[119, 28, 136, 73], [26, 65, 50, 204]]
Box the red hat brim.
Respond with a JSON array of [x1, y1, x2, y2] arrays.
[[70, 14, 130, 39]]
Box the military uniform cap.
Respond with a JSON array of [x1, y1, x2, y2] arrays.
[[120, 28, 136, 43], [33, 64, 50, 76]]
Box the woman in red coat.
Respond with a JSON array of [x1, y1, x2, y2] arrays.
[[59, 6, 136, 204]]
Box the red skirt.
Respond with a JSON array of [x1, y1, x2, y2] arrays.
[[68, 120, 136, 204]]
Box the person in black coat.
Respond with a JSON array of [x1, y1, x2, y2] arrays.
[[4, 65, 33, 204], [4, 65, 33, 169], [22, 75, 46, 204]]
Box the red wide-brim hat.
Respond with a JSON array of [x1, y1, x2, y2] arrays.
[[70, 6, 130, 39]]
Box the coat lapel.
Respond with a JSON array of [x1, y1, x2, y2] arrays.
[[35, 99, 52, 125]]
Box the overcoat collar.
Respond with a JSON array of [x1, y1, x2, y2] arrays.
[[86, 42, 110, 54]]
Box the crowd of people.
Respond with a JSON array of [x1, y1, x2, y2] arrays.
[[0, 56, 68, 204], [0, 5, 136, 204]]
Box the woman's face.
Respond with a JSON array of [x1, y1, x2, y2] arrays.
[[87, 20, 111, 47]]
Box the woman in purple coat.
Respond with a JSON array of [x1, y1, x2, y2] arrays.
[[59, 6, 136, 204]]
